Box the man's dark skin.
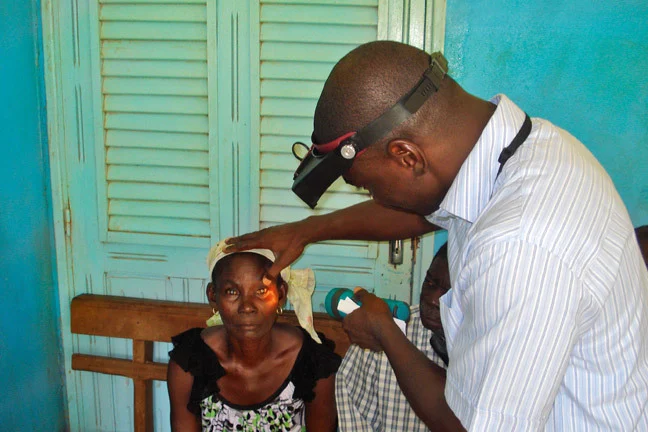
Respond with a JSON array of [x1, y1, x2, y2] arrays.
[[227, 41, 498, 430], [420, 245, 451, 365]]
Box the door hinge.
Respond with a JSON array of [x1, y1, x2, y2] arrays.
[[64, 206, 72, 237]]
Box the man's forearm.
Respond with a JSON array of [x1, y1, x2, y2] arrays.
[[304, 200, 437, 244], [377, 318, 465, 431]]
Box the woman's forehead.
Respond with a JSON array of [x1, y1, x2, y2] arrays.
[[216, 254, 270, 278]]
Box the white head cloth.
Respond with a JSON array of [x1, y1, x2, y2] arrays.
[[206, 239, 321, 343]]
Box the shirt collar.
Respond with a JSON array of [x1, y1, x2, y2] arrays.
[[433, 94, 527, 224]]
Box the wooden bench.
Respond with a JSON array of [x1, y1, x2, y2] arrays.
[[70, 294, 350, 432]]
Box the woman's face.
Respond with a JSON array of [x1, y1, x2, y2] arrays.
[[419, 256, 450, 331], [209, 254, 286, 340]]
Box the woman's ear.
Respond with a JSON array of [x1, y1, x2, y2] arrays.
[[386, 139, 427, 176], [206, 282, 218, 306], [277, 280, 288, 307]]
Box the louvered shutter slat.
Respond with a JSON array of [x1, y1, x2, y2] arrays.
[[261, 42, 357, 62], [108, 183, 208, 203], [106, 148, 208, 168], [101, 0, 205, 3], [260, 61, 334, 80], [102, 22, 206, 40], [262, 0, 377, 5], [261, 99, 316, 117], [260, 80, 324, 99], [109, 200, 209, 219], [103, 60, 206, 78], [100, 4, 206, 22], [260, 117, 312, 136], [105, 95, 208, 115], [105, 113, 208, 133], [103, 41, 207, 61], [261, 4, 377, 25], [109, 216, 209, 236], [107, 166, 208, 185], [103, 77, 207, 96], [261, 23, 376, 44], [106, 130, 207, 150]]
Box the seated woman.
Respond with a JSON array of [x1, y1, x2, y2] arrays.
[[167, 242, 341, 432]]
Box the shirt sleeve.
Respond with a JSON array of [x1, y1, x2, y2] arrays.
[[443, 240, 589, 431]]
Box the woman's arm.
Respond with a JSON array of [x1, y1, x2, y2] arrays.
[[305, 375, 338, 432], [167, 359, 201, 432]]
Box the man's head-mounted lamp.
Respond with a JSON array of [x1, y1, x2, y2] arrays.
[[291, 52, 449, 209]]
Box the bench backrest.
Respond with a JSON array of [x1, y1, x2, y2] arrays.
[[70, 294, 350, 432]]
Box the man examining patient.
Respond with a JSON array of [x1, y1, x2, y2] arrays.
[[229, 41, 648, 430]]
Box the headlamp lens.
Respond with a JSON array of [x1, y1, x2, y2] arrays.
[[291, 142, 310, 161]]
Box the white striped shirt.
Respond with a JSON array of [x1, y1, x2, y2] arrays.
[[427, 95, 648, 431]]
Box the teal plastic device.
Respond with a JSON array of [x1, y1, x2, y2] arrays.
[[324, 288, 410, 322]]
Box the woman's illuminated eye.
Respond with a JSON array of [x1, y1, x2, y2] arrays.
[[257, 287, 268, 296], [224, 288, 238, 296]]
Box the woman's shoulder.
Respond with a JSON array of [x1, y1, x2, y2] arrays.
[[274, 322, 305, 342], [169, 327, 225, 378], [271, 323, 305, 360], [289, 326, 342, 403]]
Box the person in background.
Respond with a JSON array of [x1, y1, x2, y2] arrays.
[[167, 241, 340, 432], [336, 243, 450, 431], [228, 41, 648, 430], [636, 225, 648, 264]]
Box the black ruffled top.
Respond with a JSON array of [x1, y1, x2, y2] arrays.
[[169, 327, 341, 416]]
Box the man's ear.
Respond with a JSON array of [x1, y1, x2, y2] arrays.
[[386, 139, 427, 175]]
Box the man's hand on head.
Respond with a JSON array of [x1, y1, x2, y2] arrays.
[[342, 288, 397, 352], [226, 220, 312, 283]]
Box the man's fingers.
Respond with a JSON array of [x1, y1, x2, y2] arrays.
[[225, 233, 261, 252], [353, 287, 369, 301], [263, 260, 287, 285]]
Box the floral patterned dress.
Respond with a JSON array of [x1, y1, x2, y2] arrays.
[[169, 327, 341, 432]]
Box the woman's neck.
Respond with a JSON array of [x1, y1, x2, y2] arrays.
[[225, 330, 275, 368]]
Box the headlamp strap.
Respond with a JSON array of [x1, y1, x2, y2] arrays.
[[355, 52, 448, 149]]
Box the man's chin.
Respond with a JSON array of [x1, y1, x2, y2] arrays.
[[420, 317, 442, 331]]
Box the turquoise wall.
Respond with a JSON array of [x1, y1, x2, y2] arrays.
[[445, 0, 648, 227], [0, 0, 67, 429]]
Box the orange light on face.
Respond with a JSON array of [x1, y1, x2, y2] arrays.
[[263, 288, 278, 306]]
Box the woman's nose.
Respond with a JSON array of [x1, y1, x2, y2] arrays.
[[238, 295, 257, 313]]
